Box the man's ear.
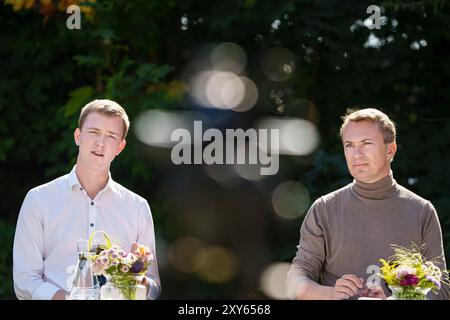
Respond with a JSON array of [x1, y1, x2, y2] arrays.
[[74, 128, 81, 146], [116, 139, 126, 156], [387, 141, 397, 161]]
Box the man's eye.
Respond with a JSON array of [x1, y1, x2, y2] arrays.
[[108, 135, 117, 140]]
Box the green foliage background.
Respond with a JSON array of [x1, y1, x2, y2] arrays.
[[1, 0, 450, 299]]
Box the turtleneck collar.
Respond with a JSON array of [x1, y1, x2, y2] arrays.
[[351, 170, 397, 200]]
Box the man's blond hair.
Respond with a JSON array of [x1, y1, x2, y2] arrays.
[[78, 99, 130, 139], [340, 108, 396, 144]]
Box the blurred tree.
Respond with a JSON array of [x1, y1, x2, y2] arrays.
[[1, 0, 449, 299]]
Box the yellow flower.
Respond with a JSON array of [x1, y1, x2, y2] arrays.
[[79, 0, 96, 21], [24, 0, 35, 9], [57, 0, 77, 12], [5, 0, 35, 11]]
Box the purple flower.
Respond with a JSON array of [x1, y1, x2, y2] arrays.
[[426, 276, 441, 289], [118, 250, 127, 257], [399, 274, 419, 286], [131, 260, 144, 273]]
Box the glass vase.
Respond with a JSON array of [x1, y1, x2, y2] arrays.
[[388, 285, 431, 300], [100, 274, 147, 300]]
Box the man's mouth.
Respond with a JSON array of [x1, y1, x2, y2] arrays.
[[92, 151, 104, 157], [354, 163, 368, 167]]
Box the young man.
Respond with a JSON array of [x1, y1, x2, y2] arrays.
[[287, 108, 448, 300], [13, 99, 161, 300]]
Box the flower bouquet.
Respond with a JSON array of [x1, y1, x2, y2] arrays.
[[379, 243, 448, 300], [88, 231, 153, 300]]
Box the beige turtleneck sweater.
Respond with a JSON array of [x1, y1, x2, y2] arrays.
[[287, 172, 449, 300]]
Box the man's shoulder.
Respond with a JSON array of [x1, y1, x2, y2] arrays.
[[27, 173, 70, 197], [110, 181, 148, 205], [395, 183, 431, 208], [314, 183, 353, 206]]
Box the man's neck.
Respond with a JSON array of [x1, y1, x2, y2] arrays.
[[75, 162, 109, 200]]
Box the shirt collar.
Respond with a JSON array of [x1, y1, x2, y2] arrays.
[[67, 165, 118, 195]]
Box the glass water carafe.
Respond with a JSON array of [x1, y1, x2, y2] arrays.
[[69, 239, 100, 300]]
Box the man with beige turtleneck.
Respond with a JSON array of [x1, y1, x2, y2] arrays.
[[287, 108, 449, 300]]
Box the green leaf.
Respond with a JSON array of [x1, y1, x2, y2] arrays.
[[63, 86, 94, 117], [244, 0, 257, 8], [0, 138, 14, 162], [136, 64, 172, 83], [73, 55, 105, 68], [92, 28, 115, 41]]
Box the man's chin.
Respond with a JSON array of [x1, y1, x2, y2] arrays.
[[351, 171, 371, 183]]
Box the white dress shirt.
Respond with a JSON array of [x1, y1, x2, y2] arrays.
[[13, 166, 161, 300]]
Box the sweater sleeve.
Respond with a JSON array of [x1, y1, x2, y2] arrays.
[[421, 201, 449, 300], [286, 199, 326, 299]]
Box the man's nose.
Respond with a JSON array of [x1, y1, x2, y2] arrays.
[[353, 147, 364, 159], [95, 135, 106, 146]]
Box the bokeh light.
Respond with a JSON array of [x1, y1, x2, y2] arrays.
[[134, 110, 206, 148], [260, 47, 296, 82], [256, 117, 321, 156], [233, 76, 259, 112], [233, 140, 267, 181], [191, 71, 218, 108], [234, 163, 266, 181], [272, 181, 310, 220], [204, 164, 239, 187], [260, 262, 291, 299], [191, 71, 258, 112], [210, 42, 247, 74], [188, 43, 258, 112], [206, 71, 246, 109], [168, 237, 206, 274], [197, 246, 240, 284]]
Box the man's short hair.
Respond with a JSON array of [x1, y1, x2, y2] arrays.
[[339, 108, 396, 144], [78, 99, 130, 139]]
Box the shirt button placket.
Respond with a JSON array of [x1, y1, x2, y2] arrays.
[[89, 201, 96, 236]]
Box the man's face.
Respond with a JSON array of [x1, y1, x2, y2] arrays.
[[74, 112, 126, 171], [342, 120, 396, 183]]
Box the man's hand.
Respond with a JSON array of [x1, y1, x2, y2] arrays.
[[330, 274, 364, 300], [52, 289, 66, 300], [141, 276, 151, 298]]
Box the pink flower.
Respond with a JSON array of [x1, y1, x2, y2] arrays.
[[130, 243, 151, 260], [130, 243, 138, 255], [92, 260, 107, 275]]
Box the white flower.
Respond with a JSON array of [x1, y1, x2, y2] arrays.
[[110, 260, 119, 266], [396, 266, 416, 279]]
